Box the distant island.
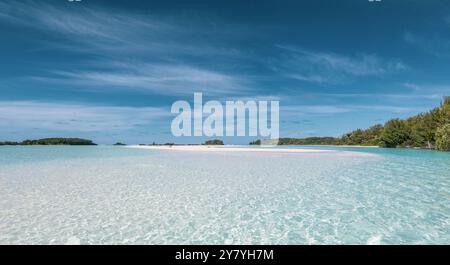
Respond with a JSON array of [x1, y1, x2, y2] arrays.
[[0, 138, 96, 146], [140, 139, 225, 147], [251, 96, 450, 151], [2, 97, 448, 151], [203, 139, 224, 145], [250, 137, 339, 146]]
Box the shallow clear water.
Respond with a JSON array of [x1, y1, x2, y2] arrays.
[[0, 146, 449, 244]]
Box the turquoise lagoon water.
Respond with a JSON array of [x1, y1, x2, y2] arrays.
[[0, 145, 449, 244]]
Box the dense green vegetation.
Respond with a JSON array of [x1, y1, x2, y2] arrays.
[[277, 137, 339, 145], [0, 141, 21, 145], [340, 96, 450, 150], [249, 137, 339, 145], [378, 119, 411, 148], [0, 138, 96, 146], [250, 96, 450, 151], [436, 124, 450, 151], [2, 97, 448, 151], [204, 139, 224, 145], [250, 137, 339, 145], [249, 140, 261, 145], [339, 124, 383, 146]]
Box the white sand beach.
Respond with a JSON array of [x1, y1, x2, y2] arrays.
[[126, 145, 383, 158], [128, 145, 334, 153]]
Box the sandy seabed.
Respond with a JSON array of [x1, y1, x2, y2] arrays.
[[2, 146, 448, 244]]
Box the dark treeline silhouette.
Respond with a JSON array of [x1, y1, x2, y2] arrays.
[[0, 138, 96, 146], [204, 139, 224, 145], [250, 137, 339, 145]]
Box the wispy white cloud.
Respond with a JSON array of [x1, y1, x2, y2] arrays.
[[0, 1, 171, 48], [0, 0, 245, 58], [401, 83, 450, 100], [0, 101, 169, 132], [281, 104, 414, 116], [0, 0, 250, 96], [275, 45, 407, 84], [282, 105, 352, 115], [403, 30, 450, 57], [32, 62, 249, 96], [402, 82, 450, 94], [307, 91, 444, 101], [225, 95, 282, 102]]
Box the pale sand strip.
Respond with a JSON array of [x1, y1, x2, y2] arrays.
[[128, 145, 335, 153], [126, 145, 381, 158]]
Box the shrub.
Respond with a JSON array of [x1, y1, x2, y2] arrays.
[[204, 139, 224, 145], [380, 119, 410, 148], [435, 124, 450, 151]]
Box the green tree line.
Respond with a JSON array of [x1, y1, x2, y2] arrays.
[[250, 96, 450, 151], [0, 138, 96, 146], [338, 96, 450, 150]]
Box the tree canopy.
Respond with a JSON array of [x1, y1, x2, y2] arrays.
[[203, 139, 224, 145], [436, 124, 450, 151], [0, 138, 96, 146], [250, 96, 450, 151]]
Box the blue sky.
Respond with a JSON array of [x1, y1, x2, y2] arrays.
[[1, 0, 450, 144]]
